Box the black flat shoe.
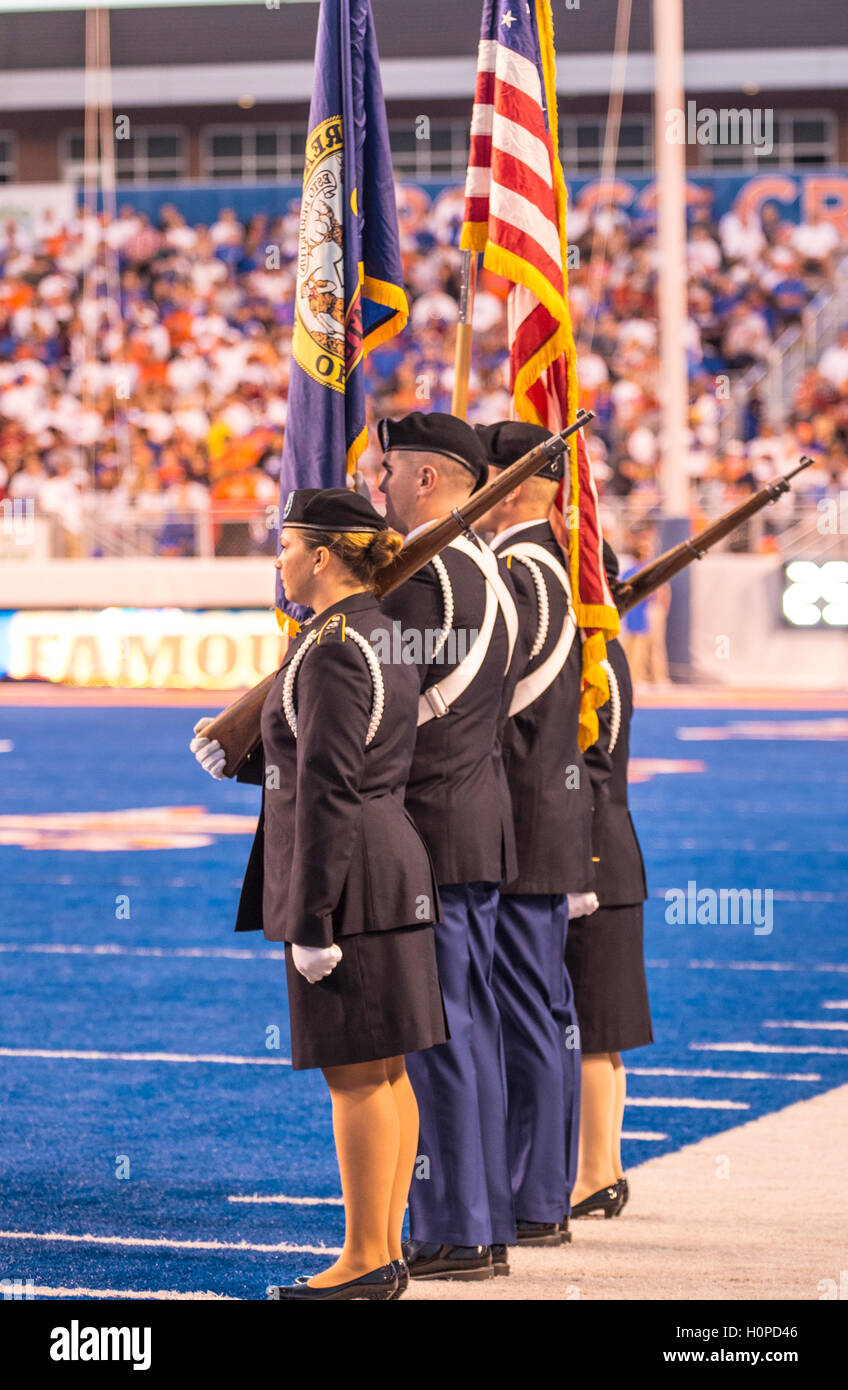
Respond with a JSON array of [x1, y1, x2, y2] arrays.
[[612, 1177, 629, 1215], [267, 1262, 398, 1301], [403, 1240, 494, 1281], [490, 1243, 510, 1276], [515, 1220, 564, 1247], [570, 1184, 623, 1220], [389, 1258, 409, 1298]]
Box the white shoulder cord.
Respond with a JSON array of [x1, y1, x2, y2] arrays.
[[600, 657, 622, 753], [509, 553, 549, 660], [430, 554, 454, 663], [283, 626, 385, 746]]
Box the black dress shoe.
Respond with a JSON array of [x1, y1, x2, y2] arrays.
[[570, 1184, 623, 1220], [613, 1176, 629, 1215], [490, 1244, 510, 1276], [515, 1220, 564, 1247], [561, 1215, 572, 1244], [389, 1258, 409, 1298], [403, 1240, 494, 1281], [266, 1263, 398, 1300]]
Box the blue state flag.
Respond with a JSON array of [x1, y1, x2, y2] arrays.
[[277, 0, 408, 628]]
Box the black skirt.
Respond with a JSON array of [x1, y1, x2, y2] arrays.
[[565, 902, 653, 1054], [285, 924, 449, 1070]]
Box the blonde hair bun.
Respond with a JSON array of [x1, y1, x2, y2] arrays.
[[300, 525, 404, 588]]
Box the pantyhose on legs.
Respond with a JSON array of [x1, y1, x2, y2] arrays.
[[308, 1054, 418, 1287], [570, 1051, 626, 1207]]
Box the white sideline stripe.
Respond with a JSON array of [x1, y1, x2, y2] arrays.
[[228, 1194, 344, 1207], [692, 1042, 848, 1056], [646, 959, 848, 973], [763, 1020, 848, 1032], [625, 1097, 749, 1110], [620, 1130, 668, 1141], [0, 943, 285, 961], [0, 1048, 291, 1066], [28, 1284, 236, 1301], [628, 1066, 821, 1082], [0, 1230, 342, 1257], [822, 1001, 848, 1009]]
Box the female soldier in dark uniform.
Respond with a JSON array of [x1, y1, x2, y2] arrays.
[[191, 488, 447, 1300], [565, 543, 653, 1219]]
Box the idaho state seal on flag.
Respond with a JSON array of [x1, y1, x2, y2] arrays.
[[275, 0, 408, 633], [294, 115, 349, 392]]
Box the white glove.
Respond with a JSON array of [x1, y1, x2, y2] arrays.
[[292, 942, 343, 984], [190, 717, 226, 779], [567, 891, 600, 920]]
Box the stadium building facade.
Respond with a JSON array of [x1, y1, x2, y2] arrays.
[[0, 0, 847, 185]]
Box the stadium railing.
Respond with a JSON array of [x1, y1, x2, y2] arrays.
[[0, 499, 835, 562], [719, 252, 848, 446]]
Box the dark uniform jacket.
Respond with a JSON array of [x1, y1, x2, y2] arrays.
[[380, 531, 524, 888], [493, 519, 595, 896], [233, 591, 440, 947], [582, 636, 648, 908]]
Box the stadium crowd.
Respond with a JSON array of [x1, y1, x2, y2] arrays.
[[0, 187, 846, 557]]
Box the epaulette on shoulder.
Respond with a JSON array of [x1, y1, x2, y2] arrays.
[[316, 613, 347, 644]]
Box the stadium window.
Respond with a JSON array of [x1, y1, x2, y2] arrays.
[[559, 116, 652, 173], [60, 127, 186, 184], [388, 120, 471, 177], [0, 133, 17, 183], [202, 126, 308, 181], [699, 110, 836, 171]]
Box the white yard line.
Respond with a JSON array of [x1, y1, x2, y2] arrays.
[[0, 1048, 290, 1066], [646, 959, 848, 973], [0, 1230, 341, 1256], [763, 1020, 848, 1032], [25, 1284, 237, 1301], [227, 1194, 344, 1206], [692, 1041, 848, 1056], [625, 1097, 748, 1110], [629, 1066, 820, 1081], [0, 943, 284, 960]]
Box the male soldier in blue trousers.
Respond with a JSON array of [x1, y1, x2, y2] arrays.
[[478, 421, 595, 1246], [378, 411, 529, 1281]]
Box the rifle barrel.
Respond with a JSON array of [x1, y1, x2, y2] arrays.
[[615, 456, 813, 615]]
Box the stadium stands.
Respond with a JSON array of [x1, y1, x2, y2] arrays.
[[1, 188, 846, 560]]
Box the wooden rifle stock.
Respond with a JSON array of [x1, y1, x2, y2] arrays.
[[197, 410, 595, 775], [614, 455, 814, 615]]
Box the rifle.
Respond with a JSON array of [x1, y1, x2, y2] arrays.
[[197, 409, 595, 775], [614, 455, 814, 615]]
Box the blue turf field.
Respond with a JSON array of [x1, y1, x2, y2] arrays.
[[1, 702, 847, 1299]]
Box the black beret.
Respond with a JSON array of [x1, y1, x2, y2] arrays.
[[475, 420, 565, 481], [281, 487, 388, 532], [377, 411, 488, 492]]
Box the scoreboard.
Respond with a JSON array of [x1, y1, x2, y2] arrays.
[[781, 561, 848, 628]]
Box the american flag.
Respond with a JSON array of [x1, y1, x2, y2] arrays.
[[461, 0, 619, 748]]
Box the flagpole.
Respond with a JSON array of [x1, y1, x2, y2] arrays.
[[653, 0, 688, 516], [451, 248, 477, 419], [653, 0, 691, 680]]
